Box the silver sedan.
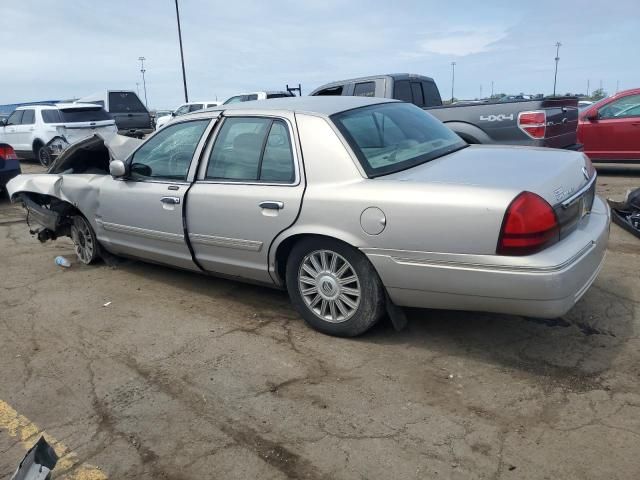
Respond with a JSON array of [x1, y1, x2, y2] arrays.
[[7, 97, 609, 336]]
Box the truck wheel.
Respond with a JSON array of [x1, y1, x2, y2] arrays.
[[70, 215, 99, 264], [286, 237, 385, 337], [34, 142, 51, 167]]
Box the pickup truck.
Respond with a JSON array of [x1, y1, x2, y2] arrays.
[[310, 74, 581, 150]]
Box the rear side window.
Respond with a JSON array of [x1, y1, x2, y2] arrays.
[[108, 92, 147, 113], [245, 94, 258, 101], [266, 93, 292, 99], [41, 110, 62, 123], [58, 107, 113, 122], [6, 110, 23, 126], [353, 82, 376, 97], [206, 117, 294, 183], [188, 104, 204, 112], [21, 109, 35, 124], [393, 80, 412, 103], [314, 85, 343, 96]]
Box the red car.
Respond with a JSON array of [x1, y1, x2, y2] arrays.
[[578, 88, 640, 162]]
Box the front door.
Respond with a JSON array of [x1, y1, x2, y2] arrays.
[[584, 93, 640, 161], [186, 115, 304, 283], [96, 119, 212, 269]]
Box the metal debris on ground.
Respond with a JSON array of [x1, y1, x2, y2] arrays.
[[10, 436, 58, 480]]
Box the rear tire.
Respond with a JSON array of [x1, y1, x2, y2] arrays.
[[34, 142, 51, 167], [286, 237, 385, 337], [70, 215, 99, 264]]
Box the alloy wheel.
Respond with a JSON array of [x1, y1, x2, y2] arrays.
[[70, 217, 95, 264]]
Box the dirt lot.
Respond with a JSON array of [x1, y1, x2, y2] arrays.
[[1, 162, 639, 480]]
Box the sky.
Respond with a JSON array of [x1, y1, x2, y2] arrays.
[[1, 0, 638, 109]]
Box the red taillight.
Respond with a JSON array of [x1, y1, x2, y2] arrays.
[[0, 144, 18, 160], [518, 110, 546, 139], [497, 191, 559, 256]]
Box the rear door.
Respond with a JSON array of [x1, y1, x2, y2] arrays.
[[584, 94, 640, 160], [187, 113, 304, 283], [108, 91, 151, 131], [96, 118, 213, 269], [16, 109, 36, 151]]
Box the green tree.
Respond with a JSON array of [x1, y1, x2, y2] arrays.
[[591, 88, 607, 101]]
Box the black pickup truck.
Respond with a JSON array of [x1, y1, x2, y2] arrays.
[[310, 73, 581, 149]]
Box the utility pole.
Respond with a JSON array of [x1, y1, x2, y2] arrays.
[[138, 56, 148, 107], [175, 0, 189, 103], [479, 84, 483, 99], [552, 41, 561, 96], [136, 82, 140, 97], [616, 80, 620, 93], [450, 61, 456, 103], [587, 79, 590, 97], [491, 80, 494, 98]]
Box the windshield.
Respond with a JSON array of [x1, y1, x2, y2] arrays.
[[331, 102, 466, 177]]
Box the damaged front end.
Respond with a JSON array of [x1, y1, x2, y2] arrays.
[[6, 132, 142, 245]]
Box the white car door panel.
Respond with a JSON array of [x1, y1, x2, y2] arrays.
[[187, 115, 304, 283]]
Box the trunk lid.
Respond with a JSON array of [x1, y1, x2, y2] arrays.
[[381, 144, 592, 208]]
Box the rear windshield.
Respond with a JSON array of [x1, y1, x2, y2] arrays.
[[331, 102, 466, 177], [108, 92, 147, 113], [43, 107, 113, 123]]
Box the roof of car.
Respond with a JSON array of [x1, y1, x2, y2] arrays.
[[310, 73, 436, 93], [204, 96, 398, 116], [16, 102, 102, 110]]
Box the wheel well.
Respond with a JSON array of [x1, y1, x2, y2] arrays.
[[274, 233, 353, 286], [457, 133, 479, 144], [32, 139, 44, 153]]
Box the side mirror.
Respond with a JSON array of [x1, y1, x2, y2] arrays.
[[586, 111, 599, 121], [171, 112, 176, 117], [109, 160, 127, 178]]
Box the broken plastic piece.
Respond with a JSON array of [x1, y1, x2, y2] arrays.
[[10, 436, 58, 480], [55, 256, 71, 268]]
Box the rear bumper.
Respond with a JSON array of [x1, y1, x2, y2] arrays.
[[117, 128, 153, 138], [364, 196, 610, 318]]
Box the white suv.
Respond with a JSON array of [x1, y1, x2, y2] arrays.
[[0, 103, 117, 166], [155, 101, 221, 130]]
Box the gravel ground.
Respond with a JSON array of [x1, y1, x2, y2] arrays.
[[1, 161, 639, 479]]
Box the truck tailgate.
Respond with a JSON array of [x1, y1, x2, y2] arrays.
[[539, 98, 579, 149]]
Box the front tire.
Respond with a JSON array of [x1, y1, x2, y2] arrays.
[[70, 215, 99, 264], [286, 238, 385, 337]]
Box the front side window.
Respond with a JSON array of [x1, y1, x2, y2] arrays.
[[353, 82, 376, 97], [6, 110, 23, 126], [129, 120, 209, 181], [332, 102, 466, 177], [21, 109, 35, 124], [206, 117, 294, 183], [174, 105, 191, 115], [599, 94, 640, 119]]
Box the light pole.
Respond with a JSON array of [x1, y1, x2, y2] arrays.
[[491, 80, 494, 98], [587, 79, 590, 97], [552, 41, 561, 96], [175, 0, 189, 103], [138, 56, 148, 107], [450, 62, 456, 103], [136, 82, 140, 97]]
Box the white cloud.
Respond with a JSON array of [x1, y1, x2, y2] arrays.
[[419, 30, 507, 56]]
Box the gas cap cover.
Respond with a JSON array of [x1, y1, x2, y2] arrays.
[[360, 207, 386, 235]]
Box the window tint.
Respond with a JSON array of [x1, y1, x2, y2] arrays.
[[353, 82, 376, 97], [314, 86, 343, 96], [599, 94, 640, 119], [266, 93, 292, 99], [393, 80, 412, 103], [245, 94, 258, 101], [188, 103, 204, 112], [411, 82, 424, 106], [422, 81, 442, 106], [108, 92, 147, 113], [6, 110, 23, 126], [207, 117, 294, 183], [332, 103, 465, 177], [58, 107, 112, 122], [42, 110, 62, 123], [21, 109, 35, 125], [261, 121, 295, 182], [129, 120, 209, 181], [223, 96, 243, 105]]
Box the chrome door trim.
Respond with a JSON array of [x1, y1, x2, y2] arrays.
[[188, 233, 263, 252], [97, 219, 185, 244]]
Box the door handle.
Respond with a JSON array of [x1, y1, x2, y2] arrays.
[[160, 196, 180, 205], [259, 201, 284, 210]]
